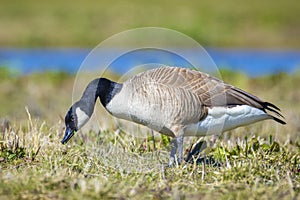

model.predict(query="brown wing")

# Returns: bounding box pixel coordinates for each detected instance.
[132,66,285,124]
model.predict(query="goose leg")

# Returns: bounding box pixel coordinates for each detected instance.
[168,138,178,167]
[176,135,184,165]
[168,135,184,166]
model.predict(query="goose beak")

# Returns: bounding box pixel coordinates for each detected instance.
[61,127,75,144]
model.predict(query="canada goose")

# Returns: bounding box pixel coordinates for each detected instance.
[61,66,285,166]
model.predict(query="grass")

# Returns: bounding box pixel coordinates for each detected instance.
[0,112,299,199]
[0,0,299,48]
[0,69,299,199]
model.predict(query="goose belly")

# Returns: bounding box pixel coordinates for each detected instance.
[184,105,270,136]
[105,85,170,132]
[106,95,174,136]
[105,82,202,136]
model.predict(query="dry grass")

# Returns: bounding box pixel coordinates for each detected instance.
[0,69,299,199]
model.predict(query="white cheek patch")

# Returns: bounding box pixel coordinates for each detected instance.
[76,107,90,129]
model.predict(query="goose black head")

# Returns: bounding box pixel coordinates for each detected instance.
[61,102,90,144]
[61,78,121,145]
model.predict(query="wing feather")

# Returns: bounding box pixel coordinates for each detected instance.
[129,66,286,124]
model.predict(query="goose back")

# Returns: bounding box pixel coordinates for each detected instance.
[129,67,284,122]
[105,66,285,137]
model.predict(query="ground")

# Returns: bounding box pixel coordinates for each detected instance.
[0,69,299,199]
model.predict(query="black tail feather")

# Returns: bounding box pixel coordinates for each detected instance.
[263,102,286,124]
[229,88,286,125]
[264,101,281,112]
[264,103,285,119]
[271,115,286,125]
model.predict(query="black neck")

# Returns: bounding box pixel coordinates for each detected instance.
[78,78,122,117]
[97,78,122,107]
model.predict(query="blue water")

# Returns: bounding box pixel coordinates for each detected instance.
[0,48,299,77]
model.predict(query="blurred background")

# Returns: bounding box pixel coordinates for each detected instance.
[0,0,299,141]
[0,0,299,47]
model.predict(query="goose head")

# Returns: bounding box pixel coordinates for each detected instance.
[61,78,122,144]
[61,102,90,144]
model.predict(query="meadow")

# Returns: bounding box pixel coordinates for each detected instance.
[0,67,299,199]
